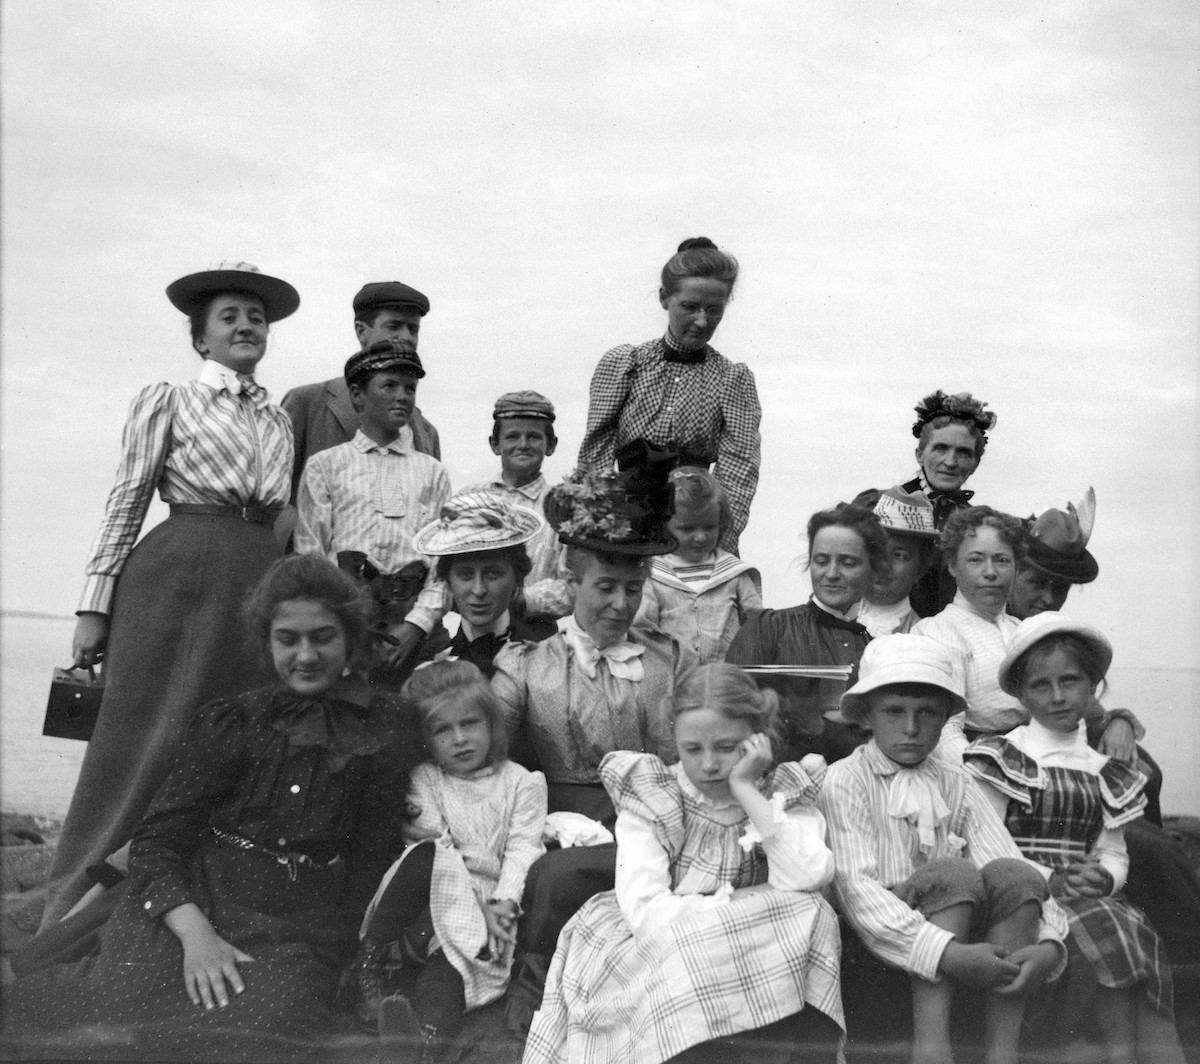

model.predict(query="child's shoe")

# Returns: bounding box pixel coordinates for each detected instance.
[352,938,391,1031]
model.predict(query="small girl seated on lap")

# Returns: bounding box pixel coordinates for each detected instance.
[818,634,1067,1064]
[636,466,762,662]
[354,660,546,1057]
[524,663,843,1064]
[964,613,1183,1064]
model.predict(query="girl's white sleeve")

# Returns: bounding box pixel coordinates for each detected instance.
[1090,825,1129,893]
[757,803,835,891]
[614,810,729,938]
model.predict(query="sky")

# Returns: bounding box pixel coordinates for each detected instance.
[2,1,1197,675]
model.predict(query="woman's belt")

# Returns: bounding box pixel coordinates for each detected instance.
[169,503,282,525]
[674,452,714,469]
[210,827,342,881]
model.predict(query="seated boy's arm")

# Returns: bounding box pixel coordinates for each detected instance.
[817,766,956,982]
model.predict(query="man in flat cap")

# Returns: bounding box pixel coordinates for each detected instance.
[282,281,441,501]
[295,339,450,683]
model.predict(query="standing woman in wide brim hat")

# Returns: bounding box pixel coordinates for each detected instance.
[576,237,761,555]
[40,262,300,931]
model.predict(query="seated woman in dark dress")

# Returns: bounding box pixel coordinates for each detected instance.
[726,502,887,763]
[8,555,412,1062]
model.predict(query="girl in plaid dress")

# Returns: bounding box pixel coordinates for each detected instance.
[523,663,843,1064]
[964,614,1183,1064]
[354,660,546,1056]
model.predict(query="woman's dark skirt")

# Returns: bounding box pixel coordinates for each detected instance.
[40,513,279,929]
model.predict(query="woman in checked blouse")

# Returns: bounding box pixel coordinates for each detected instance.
[577,237,761,554]
[41,262,300,931]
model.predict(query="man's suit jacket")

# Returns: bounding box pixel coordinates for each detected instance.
[281,377,441,501]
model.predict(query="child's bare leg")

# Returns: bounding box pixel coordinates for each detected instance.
[911,902,972,1064]
[982,899,1038,1064]
[1091,986,1136,1064]
[1134,996,1186,1064]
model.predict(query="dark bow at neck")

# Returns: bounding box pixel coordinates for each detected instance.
[661,332,708,365]
[268,676,380,772]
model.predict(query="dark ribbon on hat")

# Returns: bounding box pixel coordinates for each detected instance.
[268,679,380,772]
[661,332,707,365]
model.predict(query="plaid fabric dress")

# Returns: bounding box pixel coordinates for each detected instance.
[523,753,843,1064]
[965,736,1172,1015]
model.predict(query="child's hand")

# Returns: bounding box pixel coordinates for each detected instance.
[938,941,1020,989]
[994,942,1059,996]
[728,733,773,792]
[1061,856,1113,898]
[479,898,518,962]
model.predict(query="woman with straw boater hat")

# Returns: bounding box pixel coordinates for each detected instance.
[42,262,300,931]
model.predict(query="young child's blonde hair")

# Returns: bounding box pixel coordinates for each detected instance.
[669,466,733,537]
[401,659,509,765]
[664,663,784,756]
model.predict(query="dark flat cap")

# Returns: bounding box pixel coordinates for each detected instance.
[345,339,426,386]
[352,281,430,316]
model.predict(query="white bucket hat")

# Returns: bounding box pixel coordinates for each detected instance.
[997,611,1112,696]
[838,634,967,727]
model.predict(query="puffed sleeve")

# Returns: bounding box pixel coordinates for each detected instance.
[577,344,636,472]
[494,768,548,903]
[128,696,249,920]
[294,450,335,559]
[743,758,835,892]
[818,760,957,982]
[79,382,176,614]
[491,641,533,741]
[725,608,779,666]
[713,361,761,551]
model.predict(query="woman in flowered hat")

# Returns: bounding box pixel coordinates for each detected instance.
[491,442,697,1034]
[42,263,300,931]
[577,237,761,554]
[411,490,556,677]
[895,389,997,616]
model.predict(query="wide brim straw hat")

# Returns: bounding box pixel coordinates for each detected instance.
[871,486,941,538]
[412,490,544,556]
[838,634,967,727]
[997,611,1112,696]
[166,260,300,323]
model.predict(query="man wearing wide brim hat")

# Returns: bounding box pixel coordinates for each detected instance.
[1008,488,1098,621]
[280,279,441,503]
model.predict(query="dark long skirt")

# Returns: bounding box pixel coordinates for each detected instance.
[40,513,279,929]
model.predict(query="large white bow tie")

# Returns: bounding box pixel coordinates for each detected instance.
[558,616,645,681]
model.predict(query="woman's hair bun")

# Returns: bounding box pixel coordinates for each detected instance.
[677,236,718,252]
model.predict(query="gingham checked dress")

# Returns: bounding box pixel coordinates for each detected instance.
[523,752,843,1064]
[965,728,1172,1015]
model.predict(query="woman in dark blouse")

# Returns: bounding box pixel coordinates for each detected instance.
[726,504,887,763]
[10,555,413,1062]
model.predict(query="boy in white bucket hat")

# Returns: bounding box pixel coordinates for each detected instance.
[818,634,1068,1064]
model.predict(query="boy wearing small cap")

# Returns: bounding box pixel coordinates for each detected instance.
[282,280,441,501]
[295,339,450,680]
[818,634,1067,1064]
[467,391,564,606]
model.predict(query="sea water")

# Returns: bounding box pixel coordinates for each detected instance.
[2,610,1198,819]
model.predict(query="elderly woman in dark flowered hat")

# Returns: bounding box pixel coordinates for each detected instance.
[892,389,997,617]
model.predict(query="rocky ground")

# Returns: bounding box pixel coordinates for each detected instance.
[3,812,1198,1063]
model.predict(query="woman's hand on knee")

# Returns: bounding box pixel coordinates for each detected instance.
[164,902,254,1009]
[72,612,110,667]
